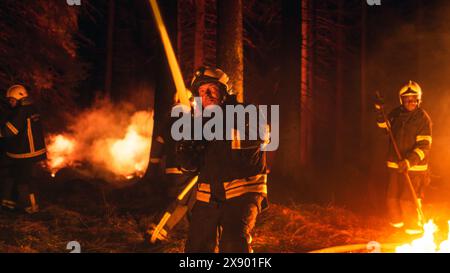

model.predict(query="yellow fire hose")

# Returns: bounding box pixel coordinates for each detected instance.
[149,0,190,107]
[148,0,198,243]
[309,243,402,253]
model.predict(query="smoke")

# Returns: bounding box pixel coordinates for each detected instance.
[46,98,153,181]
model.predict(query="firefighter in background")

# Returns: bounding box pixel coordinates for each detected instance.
[375,81,432,235]
[0,96,13,211]
[185,66,268,253]
[146,95,204,243]
[0,85,47,214]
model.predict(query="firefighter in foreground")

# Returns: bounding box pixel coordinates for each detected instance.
[184,67,268,253]
[375,81,432,235]
[0,85,47,214]
[146,107,203,243]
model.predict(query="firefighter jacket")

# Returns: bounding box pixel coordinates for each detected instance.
[0,98,47,162]
[377,106,432,172]
[149,108,204,176]
[195,103,269,208]
[0,98,11,153]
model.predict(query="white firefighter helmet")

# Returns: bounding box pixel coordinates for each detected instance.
[6,84,28,100]
[399,80,422,104]
[190,66,233,96]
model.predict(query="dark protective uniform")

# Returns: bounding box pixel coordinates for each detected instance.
[0,97,47,212]
[0,98,14,210]
[185,102,269,253]
[377,106,432,227]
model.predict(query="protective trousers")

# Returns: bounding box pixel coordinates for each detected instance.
[185,192,263,253]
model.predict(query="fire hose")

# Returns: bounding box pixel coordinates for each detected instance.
[147,0,199,243]
[375,91,425,227]
[308,242,402,253]
[148,0,190,107]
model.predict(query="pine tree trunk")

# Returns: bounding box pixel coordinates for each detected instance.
[300,0,313,167]
[105,0,115,97]
[194,0,206,69]
[270,0,302,200]
[217,0,243,102]
[416,0,423,79]
[334,0,344,166]
[360,0,367,156]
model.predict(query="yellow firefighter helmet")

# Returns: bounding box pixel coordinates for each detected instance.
[190,66,233,96]
[399,80,422,104]
[6,84,29,100]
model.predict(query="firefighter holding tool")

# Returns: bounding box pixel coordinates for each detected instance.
[184,66,269,253]
[146,98,204,244]
[0,85,47,214]
[375,81,432,235]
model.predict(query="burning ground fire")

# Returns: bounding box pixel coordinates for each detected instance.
[45,101,153,181]
[47,134,76,177]
[395,220,450,253]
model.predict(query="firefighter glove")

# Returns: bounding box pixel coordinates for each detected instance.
[397,160,410,173]
[374,95,385,111]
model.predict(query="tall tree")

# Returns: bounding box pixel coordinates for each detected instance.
[194,0,206,69]
[270,0,302,200]
[104,0,115,97]
[177,0,194,81]
[0,1,87,112]
[300,0,313,167]
[217,0,244,102]
[177,0,216,83]
[360,1,367,154]
[334,0,344,167]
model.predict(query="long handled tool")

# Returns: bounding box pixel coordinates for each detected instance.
[147,0,199,243]
[148,0,190,107]
[149,175,198,243]
[375,91,425,226]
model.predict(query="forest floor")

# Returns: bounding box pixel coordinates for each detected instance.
[1,169,449,253]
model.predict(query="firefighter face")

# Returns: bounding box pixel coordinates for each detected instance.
[198,82,222,107]
[7,97,18,108]
[401,95,419,112]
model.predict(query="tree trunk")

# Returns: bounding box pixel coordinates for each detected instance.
[300,0,313,167]
[217,0,243,102]
[360,0,367,154]
[270,0,302,201]
[416,0,423,80]
[105,0,115,97]
[334,0,344,166]
[194,0,206,69]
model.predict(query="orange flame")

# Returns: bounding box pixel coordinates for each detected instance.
[46,134,76,176]
[395,220,450,253]
[101,111,152,179]
[45,110,153,180]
